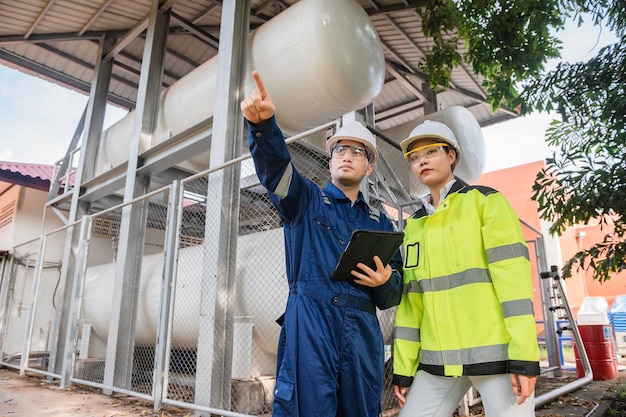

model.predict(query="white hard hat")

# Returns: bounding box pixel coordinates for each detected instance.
[326,121,378,163]
[400,120,460,162]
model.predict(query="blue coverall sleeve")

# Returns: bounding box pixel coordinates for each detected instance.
[247,117,309,224]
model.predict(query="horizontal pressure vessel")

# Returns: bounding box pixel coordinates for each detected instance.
[81,228,289,353]
[101,0,385,172]
[81,226,394,355]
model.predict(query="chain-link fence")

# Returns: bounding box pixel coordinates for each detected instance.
[71,186,171,400]
[0,119,556,416]
[0,121,428,416]
[0,238,46,370]
[20,224,75,378]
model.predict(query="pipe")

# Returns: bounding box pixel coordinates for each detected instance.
[535,267,593,408]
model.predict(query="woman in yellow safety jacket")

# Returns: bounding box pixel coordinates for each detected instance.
[392,120,540,417]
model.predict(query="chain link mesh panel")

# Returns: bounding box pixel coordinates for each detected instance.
[0,239,41,369]
[371,134,416,414]
[72,188,171,399]
[0,125,423,416]
[0,118,556,416]
[21,226,69,376]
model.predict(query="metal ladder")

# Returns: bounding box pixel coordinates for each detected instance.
[535,265,593,408]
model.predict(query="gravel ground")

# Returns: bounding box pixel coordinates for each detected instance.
[528,371,622,417]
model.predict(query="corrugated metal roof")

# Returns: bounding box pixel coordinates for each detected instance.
[0,161,55,182]
[0,0,517,131]
[0,161,54,192]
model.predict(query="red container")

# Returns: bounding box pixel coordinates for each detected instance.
[573,324,618,380]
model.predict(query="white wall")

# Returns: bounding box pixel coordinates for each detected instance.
[0,184,19,250]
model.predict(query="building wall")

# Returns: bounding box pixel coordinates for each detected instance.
[16,187,66,252]
[0,184,20,251]
[0,185,68,254]
[558,220,626,313]
[1,186,66,356]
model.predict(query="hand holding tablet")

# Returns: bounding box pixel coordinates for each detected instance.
[331,230,404,281]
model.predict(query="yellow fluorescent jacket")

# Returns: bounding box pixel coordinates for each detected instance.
[393,181,540,385]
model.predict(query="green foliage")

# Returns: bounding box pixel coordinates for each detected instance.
[415,0,625,109]
[520,33,625,281]
[416,0,563,109]
[416,0,625,282]
[606,382,626,416]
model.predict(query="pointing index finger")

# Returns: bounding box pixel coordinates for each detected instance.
[252,71,268,97]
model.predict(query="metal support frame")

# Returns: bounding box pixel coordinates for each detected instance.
[48,106,87,203]
[0,253,12,362]
[51,33,114,383]
[519,218,562,377]
[103,0,170,393]
[362,104,376,201]
[537,237,562,376]
[152,181,180,410]
[60,218,92,387]
[19,238,45,375]
[195,0,250,411]
[421,81,438,114]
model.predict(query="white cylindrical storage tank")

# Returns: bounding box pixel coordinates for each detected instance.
[100,0,385,171]
[82,256,161,346]
[243,0,385,133]
[81,229,290,352]
[100,111,136,174]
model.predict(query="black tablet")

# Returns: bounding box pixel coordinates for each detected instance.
[330,229,404,281]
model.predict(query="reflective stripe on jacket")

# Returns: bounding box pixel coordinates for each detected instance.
[393,179,540,387]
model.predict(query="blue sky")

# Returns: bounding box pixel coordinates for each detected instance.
[0,18,617,173]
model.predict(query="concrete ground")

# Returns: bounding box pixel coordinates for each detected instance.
[0,368,191,417]
[533,370,624,417]
[1,364,625,417]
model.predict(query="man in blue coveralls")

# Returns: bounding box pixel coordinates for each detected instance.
[240,71,403,417]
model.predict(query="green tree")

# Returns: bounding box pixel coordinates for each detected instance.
[521,37,625,282]
[416,1,625,281]
[417,0,564,109]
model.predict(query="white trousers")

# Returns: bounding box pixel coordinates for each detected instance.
[398,371,535,417]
